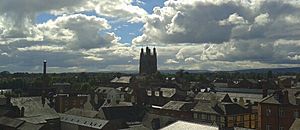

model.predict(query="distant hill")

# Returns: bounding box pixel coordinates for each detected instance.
[116,67,300,74]
[234,67,300,73]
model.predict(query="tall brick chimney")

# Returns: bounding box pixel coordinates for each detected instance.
[43,60,47,75]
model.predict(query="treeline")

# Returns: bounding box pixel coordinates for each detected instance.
[0,71,120,90]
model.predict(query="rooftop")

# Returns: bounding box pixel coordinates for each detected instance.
[161,101,191,111]
[290,118,300,130]
[160,120,218,130]
[64,108,100,118]
[10,97,59,124]
[110,76,132,84]
[60,113,109,129]
[0,116,24,128]
[17,122,44,130]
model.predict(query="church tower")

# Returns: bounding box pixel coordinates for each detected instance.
[139,47,157,75]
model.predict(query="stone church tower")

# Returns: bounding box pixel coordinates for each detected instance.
[139,47,157,75]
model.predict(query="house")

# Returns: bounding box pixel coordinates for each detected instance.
[146,88,186,106]
[192,94,257,129]
[150,101,194,120]
[195,92,264,106]
[278,76,297,88]
[0,116,46,130]
[10,97,60,130]
[99,102,144,122]
[110,76,133,88]
[0,89,13,95]
[141,112,176,130]
[116,87,135,102]
[54,94,89,113]
[257,89,300,130]
[94,87,125,105]
[160,120,218,130]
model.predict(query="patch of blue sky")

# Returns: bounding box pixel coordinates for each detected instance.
[136,0,165,13]
[109,22,144,44]
[35,12,58,24]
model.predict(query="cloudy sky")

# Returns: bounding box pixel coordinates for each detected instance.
[0,0,300,73]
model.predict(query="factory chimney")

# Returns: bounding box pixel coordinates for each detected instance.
[43,60,47,75]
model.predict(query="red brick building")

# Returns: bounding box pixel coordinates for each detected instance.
[258,89,300,130]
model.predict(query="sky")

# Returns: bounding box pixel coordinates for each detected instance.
[0,0,300,73]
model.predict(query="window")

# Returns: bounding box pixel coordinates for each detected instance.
[244,114,250,121]
[201,114,207,120]
[237,115,243,122]
[266,124,271,130]
[279,126,284,130]
[207,114,211,121]
[294,111,299,118]
[228,116,234,122]
[279,109,285,117]
[193,113,198,119]
[221,117,225,122]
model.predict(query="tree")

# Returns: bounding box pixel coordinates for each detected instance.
[267,70,273,79]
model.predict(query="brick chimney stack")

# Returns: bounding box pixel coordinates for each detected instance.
[43,60,47,75]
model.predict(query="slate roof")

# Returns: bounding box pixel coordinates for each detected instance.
[160,120,218,130]
[94,87,115,93]
[18,115,59,124]
[64,108,99,118]
[110,76,132,84]
[260,89,300,105]
[101,101,133,108]
[0,116,24,128]
[10,97,59,124]
[17,122,44,130]
[60,113,109,129]
[216,92,263,103]
[191,101,219,114]
[214,88,273,94]
[290,118,300,130]
[161,101,190,111]
[192,94,248,115]
[194,93,221,101]
[161,88,176,98]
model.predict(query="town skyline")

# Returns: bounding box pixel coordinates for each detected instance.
[0,0,300,72]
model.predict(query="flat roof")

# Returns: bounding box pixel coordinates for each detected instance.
[160,121,218,130]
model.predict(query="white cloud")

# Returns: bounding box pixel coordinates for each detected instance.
[254,13,271,25]
[0,0,300,72]
[165,59,179,64]
[17,45,64,52]
[219,13,248,26]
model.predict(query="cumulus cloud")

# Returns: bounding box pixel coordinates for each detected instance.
[219,13,248,26]
[1,0,300,72]
[0,0,146,72]
[131,0,300,70]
